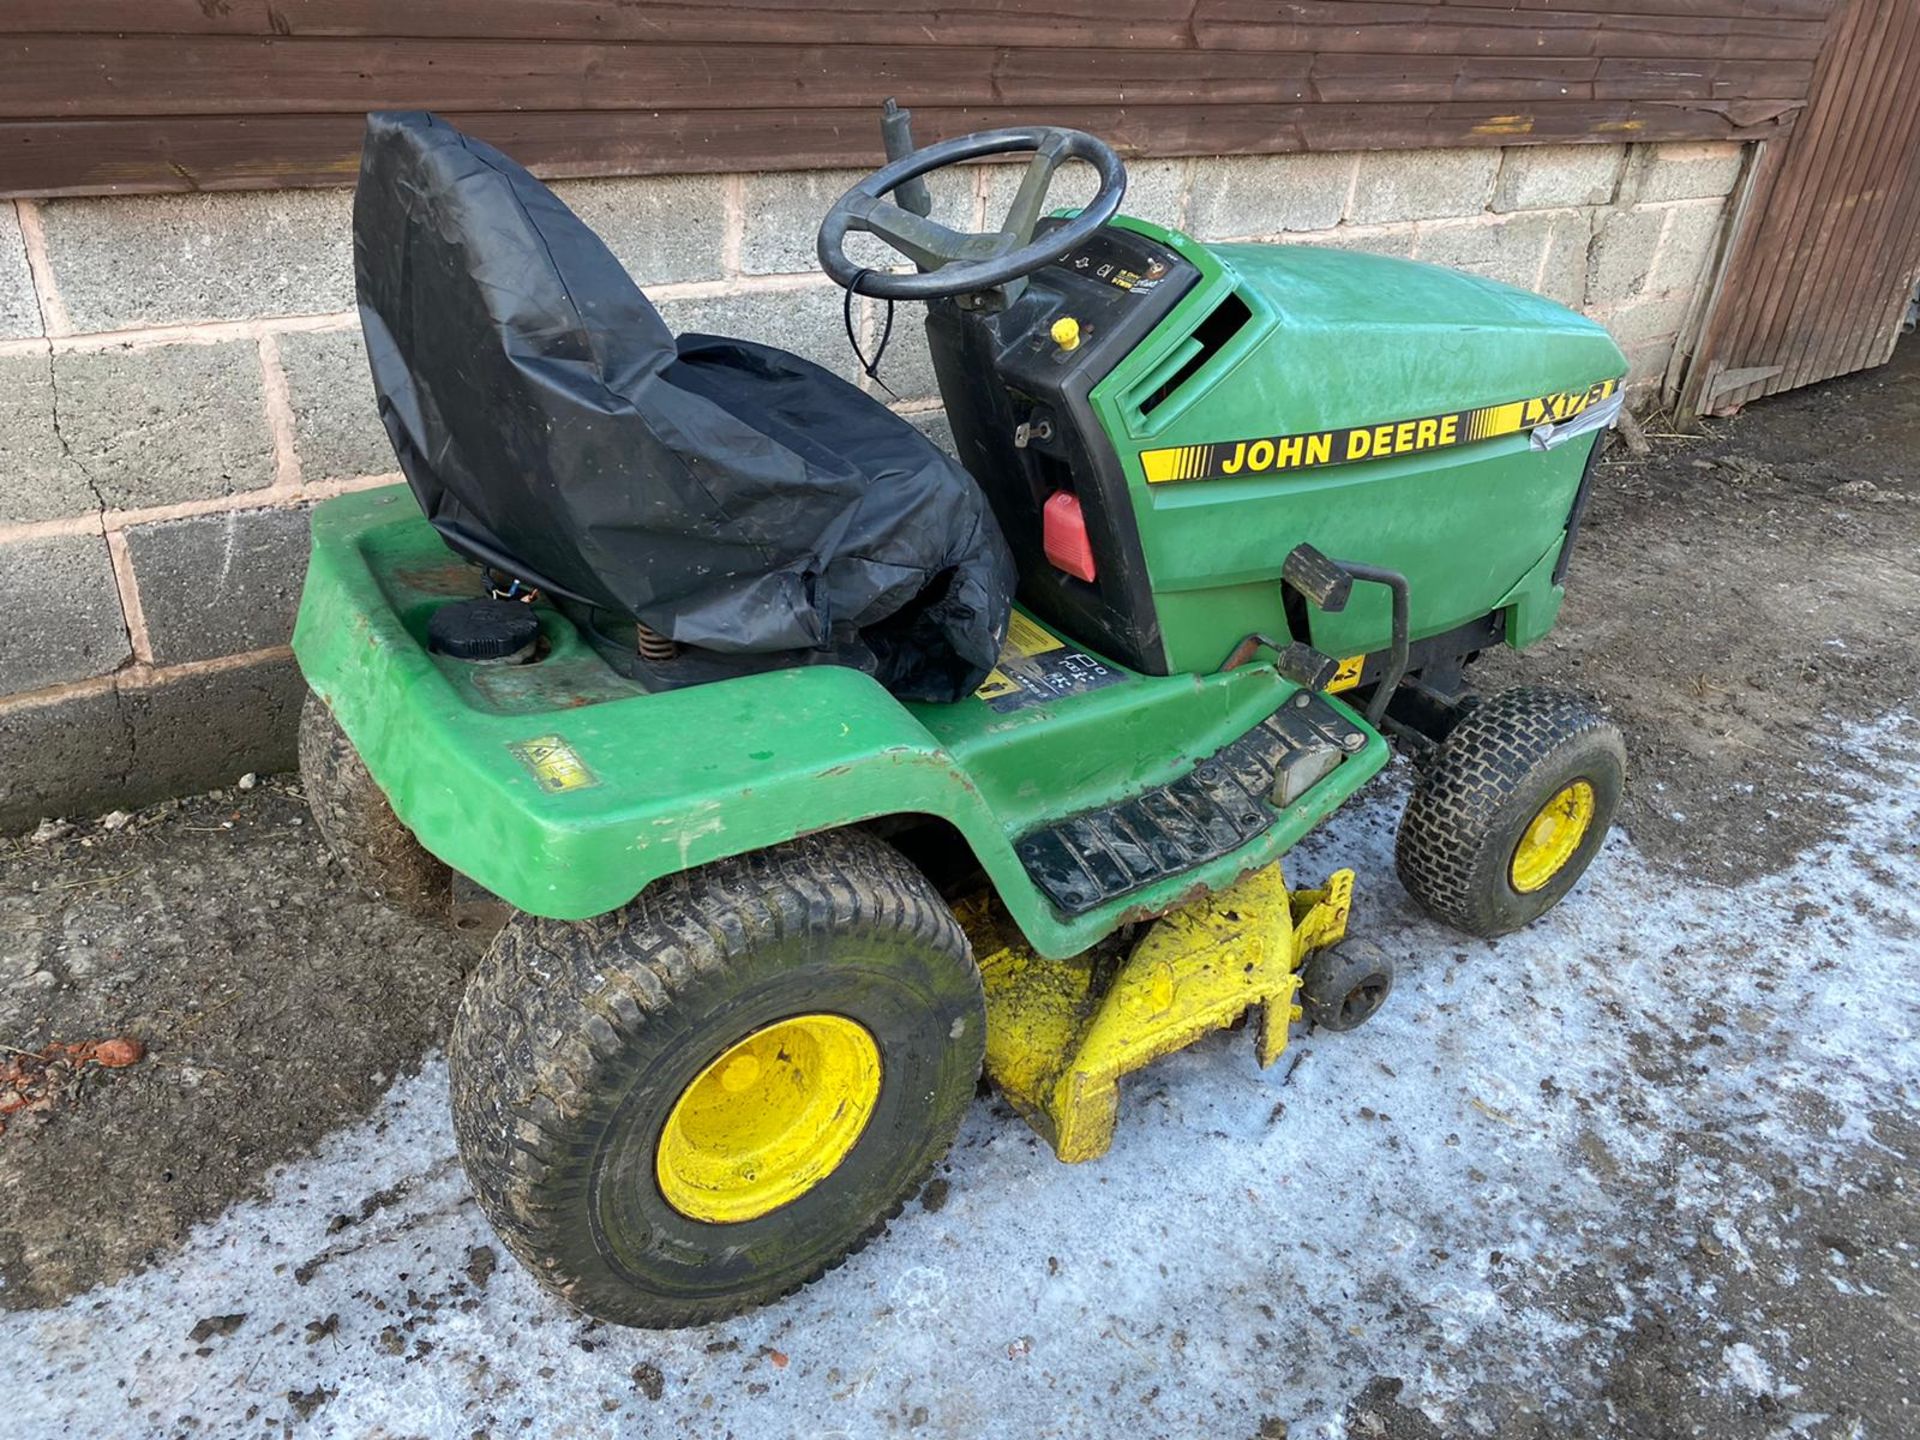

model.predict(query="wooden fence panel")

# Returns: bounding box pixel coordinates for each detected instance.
[0,0,1843,198]
[1682,0,1920,411]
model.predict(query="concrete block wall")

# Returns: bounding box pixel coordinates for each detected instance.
[0,140,1744,830]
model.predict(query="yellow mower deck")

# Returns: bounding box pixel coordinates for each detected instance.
[963,863,1355,1161]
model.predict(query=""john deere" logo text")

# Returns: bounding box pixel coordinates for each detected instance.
[1140,378,1618,484]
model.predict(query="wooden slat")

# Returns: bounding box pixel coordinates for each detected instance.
[0,0,1197,45]
[1194,2,1834,60]
[0,0,1837,54]
[0,100,1805,200]
[1593,58,1814,100]
[0,36,1833,121]
[1683,0,1920,412]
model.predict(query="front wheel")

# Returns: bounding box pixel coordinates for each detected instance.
[1395,687,1625,937]
[449,830,984,1328]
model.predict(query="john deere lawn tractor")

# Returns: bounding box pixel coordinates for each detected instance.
[294,106,1628,1327]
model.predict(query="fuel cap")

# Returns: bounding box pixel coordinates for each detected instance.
[428,599,540,663]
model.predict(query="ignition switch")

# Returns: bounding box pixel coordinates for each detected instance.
[1013,415,1054,449]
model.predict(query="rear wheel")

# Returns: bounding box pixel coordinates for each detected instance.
[1395,687,1625,937]
[449,829,984,1328]
[297,693,450,921]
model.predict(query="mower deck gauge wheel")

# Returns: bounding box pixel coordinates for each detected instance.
[1300,939,1395,1032]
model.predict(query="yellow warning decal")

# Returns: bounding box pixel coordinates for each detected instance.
[1140,378,1619,484]
[973,611,1127,712]
[1004,610,1065,658]
[974,611,1066,701]
[973,669,1023,703]
[1327,655,1366,694]
[507,735,598,793]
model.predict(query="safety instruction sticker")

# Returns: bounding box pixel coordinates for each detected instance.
[973,611,1128,713]
[1327,654,1366,694]
[508,734,599,793]
[1139,378,1619,484]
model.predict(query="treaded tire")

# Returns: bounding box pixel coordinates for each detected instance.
[297,692,450,921]
[449,829,984,1328]
[1395,687,1625,938]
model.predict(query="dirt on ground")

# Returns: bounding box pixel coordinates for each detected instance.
[0,782,474,1310]
[0,337,1916,1435]
[1479,334,1920,884]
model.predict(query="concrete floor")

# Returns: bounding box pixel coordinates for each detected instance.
[5,721,1917,1438]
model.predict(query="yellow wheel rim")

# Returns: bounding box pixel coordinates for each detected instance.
[1509,780,1596,894]
[655,1014,882,1225]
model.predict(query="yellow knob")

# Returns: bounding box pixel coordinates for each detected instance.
[1050,316,1081,351]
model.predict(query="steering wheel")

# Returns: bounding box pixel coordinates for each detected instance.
[817,126,1128,301]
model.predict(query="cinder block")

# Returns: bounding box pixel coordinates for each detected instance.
[1622,142,1746,205]
[0,532,128,695]
[0,353,97,524]
[553,174,731,288]
[1491,145,1623,213]
[51,341,274,509]
[1415,213,1555,291]
[0,205,41,340]
[122,652,306,798]
[1623,339,1676,396]
[1585,208,1666,305]
[37,190,354,333]
[656,285,860,384]
[122,505,312,665]
[987,157,1189,234]
[1649,200,1727,295]
[1536,213,1595,308]
[741,168,974,278]
[0,651,305,832]
[1283,225,1416,259]
[1603,293,1695,348]
[278,328,392,482]
[1188,153,1350,239]
[1349,148,1501,226]
[0,684,128,830]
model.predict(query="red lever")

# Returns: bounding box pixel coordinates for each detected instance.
[1043,491,1097,583]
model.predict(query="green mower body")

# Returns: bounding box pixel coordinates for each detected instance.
[293,214,1624,959]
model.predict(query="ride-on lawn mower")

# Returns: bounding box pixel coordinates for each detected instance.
[294,105,1628,1327]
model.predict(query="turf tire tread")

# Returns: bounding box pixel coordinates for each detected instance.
[449,828,978,1326]
[1395,686,1625,937]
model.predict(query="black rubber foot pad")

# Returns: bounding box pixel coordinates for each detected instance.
[1014,693,1367,917]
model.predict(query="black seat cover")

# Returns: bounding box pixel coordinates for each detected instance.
[353,111,1014,702]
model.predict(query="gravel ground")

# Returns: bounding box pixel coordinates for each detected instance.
[3,341,1917,1438]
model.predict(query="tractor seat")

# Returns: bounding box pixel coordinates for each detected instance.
[352,110,1014,703]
